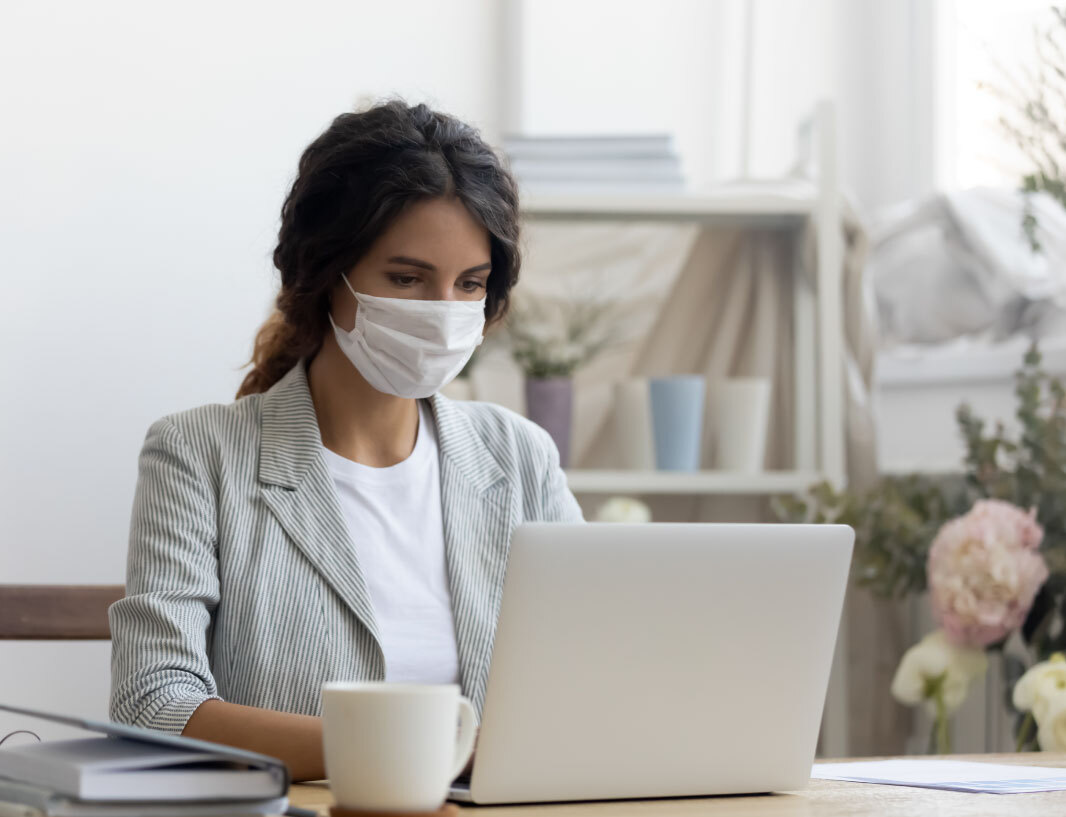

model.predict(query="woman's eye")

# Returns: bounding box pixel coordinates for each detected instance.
[389,274,419,286]
[461,280,486,292]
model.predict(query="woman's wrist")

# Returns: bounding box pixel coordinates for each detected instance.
[183,699,326,782]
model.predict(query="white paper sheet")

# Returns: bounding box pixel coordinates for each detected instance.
[812,759,1066,794]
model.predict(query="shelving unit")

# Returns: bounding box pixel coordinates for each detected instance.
[518,101,849,757]
[521,102,845,500]
[564,469,824,496]
[523,180,817,224]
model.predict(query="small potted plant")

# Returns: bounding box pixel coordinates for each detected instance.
[505,298,613,467]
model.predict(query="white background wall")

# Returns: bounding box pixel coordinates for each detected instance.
[1,0,503,586]
[0,0,504,739]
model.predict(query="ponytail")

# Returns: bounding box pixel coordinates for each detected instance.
[235,307,320,398]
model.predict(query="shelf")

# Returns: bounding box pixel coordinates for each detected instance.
[564,469,824,495]
[520,179,817,224]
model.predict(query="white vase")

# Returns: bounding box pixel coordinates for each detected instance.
[710,378,772,472]
[612,378,656,470]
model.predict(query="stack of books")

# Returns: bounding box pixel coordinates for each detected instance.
[502,134,686,194]
[0,705,288,817]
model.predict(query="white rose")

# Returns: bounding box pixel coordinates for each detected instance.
[595,497,652,524]
[1013,653,1066,750]
[891,629,988,715]
[1036,691,1066,752]
[1013,653,1066,718]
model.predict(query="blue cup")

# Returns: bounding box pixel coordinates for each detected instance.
[649,375,706,471]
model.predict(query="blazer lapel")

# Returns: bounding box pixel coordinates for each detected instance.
[257,361,383,657]
[430,394,517,716]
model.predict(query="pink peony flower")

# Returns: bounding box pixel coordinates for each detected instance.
[927,499,1048,648]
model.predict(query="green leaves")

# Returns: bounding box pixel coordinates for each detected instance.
[777,342,1066,654]
[774,474,969,599]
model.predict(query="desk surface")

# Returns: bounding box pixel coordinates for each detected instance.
[288,754,1066,816]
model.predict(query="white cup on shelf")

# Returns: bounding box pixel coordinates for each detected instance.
[710,378,772,472]
[611,378,656,470]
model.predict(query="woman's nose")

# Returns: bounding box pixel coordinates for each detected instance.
[429,281,455,301]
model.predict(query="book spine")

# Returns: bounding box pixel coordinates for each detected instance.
[510,159,682,179]
[503,139,676,159]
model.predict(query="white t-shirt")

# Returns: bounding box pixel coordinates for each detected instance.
[321,401,460,684]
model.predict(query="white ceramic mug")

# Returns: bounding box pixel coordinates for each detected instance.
[321,682,477,812]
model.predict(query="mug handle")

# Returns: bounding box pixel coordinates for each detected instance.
[450,696,477,780]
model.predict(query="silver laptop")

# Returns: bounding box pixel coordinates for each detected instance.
[449,522,853,805]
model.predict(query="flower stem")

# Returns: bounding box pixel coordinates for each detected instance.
[1016,712,1035,752]
[933,683,951,754]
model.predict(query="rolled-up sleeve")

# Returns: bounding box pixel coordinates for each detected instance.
[109,417,223,734]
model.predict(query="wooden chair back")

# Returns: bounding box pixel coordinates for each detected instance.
[0,585,125,640]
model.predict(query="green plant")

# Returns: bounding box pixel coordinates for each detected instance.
[774,474,970,599]
[776,344,1066,652]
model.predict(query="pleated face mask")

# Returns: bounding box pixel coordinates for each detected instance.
[329,274,486,399]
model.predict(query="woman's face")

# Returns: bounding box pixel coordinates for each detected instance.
[331,196,492,331]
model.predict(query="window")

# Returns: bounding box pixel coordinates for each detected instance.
[938,0,1059,190]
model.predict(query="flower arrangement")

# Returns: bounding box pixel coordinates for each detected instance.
[775,344,1066,751]
[504,298,615,379]
[501,287,626,467]
[890,499,1048,751]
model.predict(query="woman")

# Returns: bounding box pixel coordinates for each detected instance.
[108,100,583,781]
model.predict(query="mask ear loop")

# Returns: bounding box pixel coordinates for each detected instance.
[339,273,360,301]
[331,274,360,332]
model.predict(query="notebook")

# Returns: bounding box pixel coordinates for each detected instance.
[0,703,288,806]
[0,775,288,817]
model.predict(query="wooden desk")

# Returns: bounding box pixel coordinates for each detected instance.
[288,754,1066,816]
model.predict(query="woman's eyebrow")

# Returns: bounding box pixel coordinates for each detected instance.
[387,255,491,274]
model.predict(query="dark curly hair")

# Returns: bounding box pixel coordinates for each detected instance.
[236,98,522,398]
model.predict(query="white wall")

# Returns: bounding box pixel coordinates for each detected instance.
[0,0,503,736]
[519,0,834,186]
[518,0,937,214]
[518,0,729,186]
[1,0,503,585]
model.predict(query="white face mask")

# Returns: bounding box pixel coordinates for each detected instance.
[329,275,486,399]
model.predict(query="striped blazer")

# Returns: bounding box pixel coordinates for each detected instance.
[108,360,583,735]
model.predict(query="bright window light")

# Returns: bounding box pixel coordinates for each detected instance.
[940,0,1058,190]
